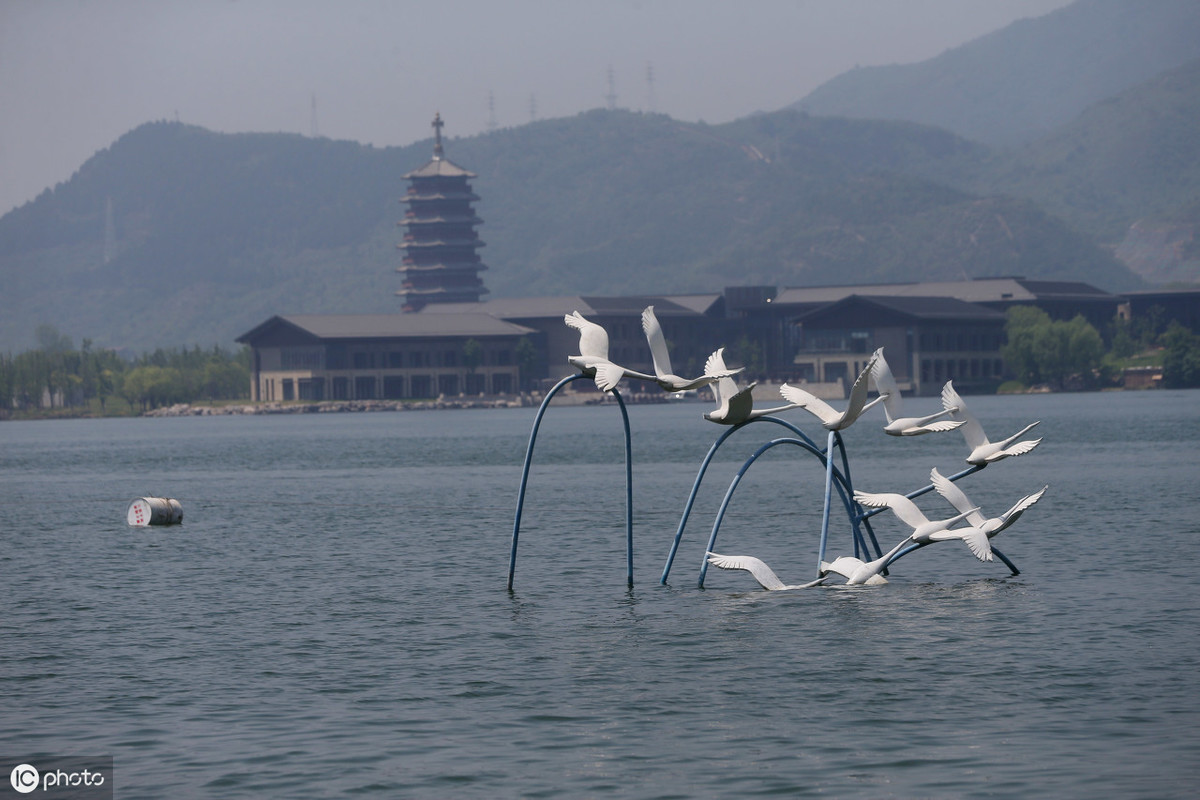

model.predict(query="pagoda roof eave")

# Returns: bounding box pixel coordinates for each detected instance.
[403,158,476,179]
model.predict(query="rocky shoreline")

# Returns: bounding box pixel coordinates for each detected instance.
[142,391,676,417]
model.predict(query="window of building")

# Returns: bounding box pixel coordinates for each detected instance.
[410,375,432,398]
[354,376,377,399]
[298,378,324,401]
[388,352,404,368]
[491,373,513,394]
[438,374,459,396]
[282,379,294,401]
[383,376,405,399]
[465,374,486,395]
[281,349,323,370]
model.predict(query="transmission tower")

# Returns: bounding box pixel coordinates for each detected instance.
[487,91,498,132]
[310,92,319,137]
[103,197,116,264]
[605,65,617,110]
[646,61,657,113]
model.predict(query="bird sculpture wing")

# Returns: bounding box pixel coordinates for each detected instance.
[993,485,1048,532]
[821,556,889,585]
[994,438,1042,460]
[564,311,609,359]
[705,348,739,407]
[853,490,930,530]
[641,305,674,378]
[958,527,994,562]
[820,556,862,580]
[923,525,992,561]
[942,381,987,449]
[843,351,882,419]
[706,552,789,591]
[930,468,987,528]
[779,383,840,425]
[726,384,757,423]
[920,419,967,433]
[870,348,903,423]
[592,361,627,393]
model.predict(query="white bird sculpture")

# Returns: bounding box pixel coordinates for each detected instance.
[870,349,964,436]
[779,351,888,431]
[941,381,1042,465]
[705,552,827,590]
[564,311,656,392]
[818,535,922,585]
[641,306,741,392]
[929,467,1048,561]
[853,489,986,557]
[702,348,800,425]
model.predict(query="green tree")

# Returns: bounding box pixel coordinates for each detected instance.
[1003,307,1104,390]
[462,338,483,374]
[1161,322,1200,388]
[515,337,538,392]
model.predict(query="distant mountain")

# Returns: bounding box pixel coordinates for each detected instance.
[795,0,1200,147]
[956,57,1200,239]
[0,111,1139,353]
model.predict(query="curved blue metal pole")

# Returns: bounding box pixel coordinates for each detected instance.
[507,375,635,590]
[508,374,582,590]
[697,437,828,587]
[613,388,634,587]
[826,431,883,562]
[816,430,837,576]
[660,425,741,584]
[660,415,825,585]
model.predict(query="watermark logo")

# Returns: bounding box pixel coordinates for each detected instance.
[10,764,39,794]
[4,758,111,797]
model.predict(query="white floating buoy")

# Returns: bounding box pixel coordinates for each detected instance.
[127,497,183,526]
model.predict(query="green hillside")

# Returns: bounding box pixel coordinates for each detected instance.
[0,110,1139,353]
[956,57,1200,243]
[795,0,1200,147]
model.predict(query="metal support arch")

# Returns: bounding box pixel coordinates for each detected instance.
[660,415,826,585]
[508,374,635,590]
[694,436,874,588]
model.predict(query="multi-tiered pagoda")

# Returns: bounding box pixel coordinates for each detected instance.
[398,114,488,311]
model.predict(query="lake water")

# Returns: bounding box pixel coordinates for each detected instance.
[2,390,1199,798]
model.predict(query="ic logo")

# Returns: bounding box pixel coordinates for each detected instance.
[9,763,39,794]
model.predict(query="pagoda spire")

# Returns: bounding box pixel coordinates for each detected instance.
[432,112,445,160]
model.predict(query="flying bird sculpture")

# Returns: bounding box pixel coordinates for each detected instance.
[641,306,741,392]
[870,348,964,436]
[929,467,1047,561]
[780,351,888,431]
[853,489,985,558]
[564,311,656,392]
[818,536,916,586]
[702,348,801,425]
[941,381,1042,465]
[705,552,827,590]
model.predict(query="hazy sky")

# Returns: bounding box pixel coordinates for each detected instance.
[1,0,1073,215]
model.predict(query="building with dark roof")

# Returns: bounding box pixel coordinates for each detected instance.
[235,313,537,401]
[420,293,729,386]
[235,276,1138,401]
[1119,287,1200,335]
[398,114,488,311]
[791,295,1008,396]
